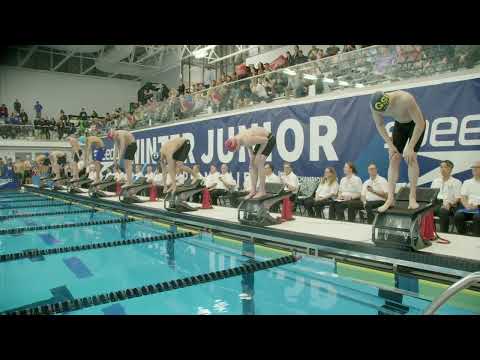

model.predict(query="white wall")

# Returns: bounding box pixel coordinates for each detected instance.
[0,66,140,119]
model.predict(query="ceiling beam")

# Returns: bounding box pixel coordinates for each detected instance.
[208,46,258,64]
[18,46,39,67]
[80,63,96,75]
[135,46,165,64]
[52,52,75,71]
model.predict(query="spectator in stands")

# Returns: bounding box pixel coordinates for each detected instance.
[317,49,325,59]
[454,160,480,236]
[34,101,43,119]
[293,45,301,59]
[332,162,363,222]
[287,71,307,98]
[91,110,98,119]
[79,107,88,121]
[20,110,28,125]
[308,46,319,61]
[55,111,64,140]
[326,45,340,57]
[14,99,21,114]
[295,50,308,64]
[359,163,388,224]
[178,83,185,96]
[431,160,462,233]
[343,45,357,53]
[0,104,8,122]
[304,167,339,218]
[251,78,273,103]
[286,51,295,67]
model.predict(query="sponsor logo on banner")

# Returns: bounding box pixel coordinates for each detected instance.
[102,77,480,188]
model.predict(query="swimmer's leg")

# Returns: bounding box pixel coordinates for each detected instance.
[407,153,420,210]
[378,151,401,213]
[253,154,267,199]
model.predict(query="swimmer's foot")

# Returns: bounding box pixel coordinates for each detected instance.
[245,192,257,200]
[253,191,267,199]
[377,198,395,213]
[408,198,419,210]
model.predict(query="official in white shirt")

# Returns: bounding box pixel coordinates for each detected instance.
[333,162,363,222]
[133,164,144,181]
[265,163,281,184]
[431,160,462,232]
[304,167,339,218]
[359,163,388,224]
[454,160,480,235]
[145,165,155,184]
[87,164,97,182]
[280,162,299,193]
[190,164,204,203]
[113,166,126,182]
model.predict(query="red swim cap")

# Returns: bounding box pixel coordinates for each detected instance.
[106,129,115,140]
[224,138,237,152]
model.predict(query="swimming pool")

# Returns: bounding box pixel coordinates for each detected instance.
[1,190,478,315]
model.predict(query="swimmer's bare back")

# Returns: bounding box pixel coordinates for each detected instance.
[237,127,270,146]
[115,130,135,145]
[375,90,420,124]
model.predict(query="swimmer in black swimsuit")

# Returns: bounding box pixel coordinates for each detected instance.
[159,137,193,193]
[225,127,276,199]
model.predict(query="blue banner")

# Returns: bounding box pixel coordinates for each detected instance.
[102,77,480,188]
[0,167,20,190]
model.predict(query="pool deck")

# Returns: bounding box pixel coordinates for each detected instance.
[61,189,480,264]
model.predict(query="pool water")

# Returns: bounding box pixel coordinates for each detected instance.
[0,190,478,315]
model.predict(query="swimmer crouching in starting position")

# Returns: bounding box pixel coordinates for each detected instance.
[225,127,276,199]
[370,90,426,212]
[159,137,194,194]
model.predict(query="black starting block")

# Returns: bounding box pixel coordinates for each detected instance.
[119,177,151,204]
[67,176,94,193]
[88,174,123,198]
[164,184,204,212]
[238,190,292,227]
[372,187,439,251]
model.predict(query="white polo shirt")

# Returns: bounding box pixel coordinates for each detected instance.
[216,172,236,191]
[145,172,155,183]
[266,173,281,184]
[315,181,339,199]
[461,178,480,206]
[205,171,220,189]
[281,172,299,194]
[114,172,126,182]
[362,175,388,202]
[339,175,363,198]
[431,176,462,203]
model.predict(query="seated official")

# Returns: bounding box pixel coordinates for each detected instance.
[454,161,480,236]
[304,167,339,218]
[190,164,204,202]
[206,164,236,205]
[431,160,462,233]
[265,163,281,184]
[145,165,155,183]
[134,164,144,180]
[280,162,299,194]
[357,163,388,224]
[87,164,97,182]
[113,166,127,183]
[332,162,363,222]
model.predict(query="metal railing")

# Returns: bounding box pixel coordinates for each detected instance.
[125,45,479,132]
[423,271,480,315]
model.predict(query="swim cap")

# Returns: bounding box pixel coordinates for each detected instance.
[370,91,390,112]
[78,136,86,145]
[224,138,237,152]
[151,152,160,162]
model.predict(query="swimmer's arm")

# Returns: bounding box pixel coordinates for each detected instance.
[371,110,394,147]
[406,100,426,150]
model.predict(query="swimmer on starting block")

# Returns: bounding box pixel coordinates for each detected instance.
[159,137,193,194]
[225,127,276,199]
[370,90,426,212]
[48,151,68,180]
[67,135,84,181]
[81,135,106,183]
[108,129,137,186]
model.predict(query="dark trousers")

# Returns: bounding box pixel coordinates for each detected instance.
[333,199,363,222]
[304,198,334,219]
[433,200,457,233]
[210,189,228,205]
[454,210,480,236]
[364,200,384,224]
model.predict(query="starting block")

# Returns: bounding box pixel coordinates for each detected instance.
[372,187,439,251]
